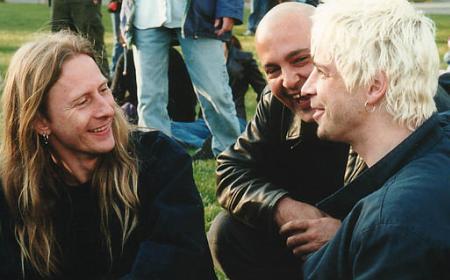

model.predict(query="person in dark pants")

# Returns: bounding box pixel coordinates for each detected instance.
[122,0,243,156]
[209,3,348,279]
[208,2,450,279]
[0,32,216,279]
[51,0,109,78]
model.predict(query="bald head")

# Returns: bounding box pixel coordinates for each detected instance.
[255,2,315,44]
[255,2,317,122]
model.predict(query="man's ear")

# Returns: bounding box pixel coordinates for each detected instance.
[366,71,388,105]
[33,113,51,136]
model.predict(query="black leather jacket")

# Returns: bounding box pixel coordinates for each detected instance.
[216,88,349,234]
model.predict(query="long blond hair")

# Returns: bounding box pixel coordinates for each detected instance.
[0,31,139,277]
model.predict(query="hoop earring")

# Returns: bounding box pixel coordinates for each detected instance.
[41,133,49,145]
[364,101,376,113]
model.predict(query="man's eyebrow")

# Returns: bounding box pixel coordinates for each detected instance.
[286,48,310,60]
[313,61,329,71]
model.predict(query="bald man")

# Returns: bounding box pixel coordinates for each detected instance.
[208,3,349,279]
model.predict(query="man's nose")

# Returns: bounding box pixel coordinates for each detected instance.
[93,94,115,118]
[282,70,300,90]
[301,69,317,97]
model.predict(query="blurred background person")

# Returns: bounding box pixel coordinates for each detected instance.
[121,0,244,157]
[172,35,267,159]
[51,0,109,78]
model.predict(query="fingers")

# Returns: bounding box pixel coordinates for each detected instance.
[279,218,342,258]
[214,19,221,29]
[286,230,323,257]
[279,219,309,236]
[221,18,234,32]
[279,220,319,257]
[291,241,323,257]
[215,17,235,37]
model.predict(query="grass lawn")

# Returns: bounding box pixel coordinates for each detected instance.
[0,3,449,279]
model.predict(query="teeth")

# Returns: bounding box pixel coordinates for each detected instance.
[292,94,301,99]
[92,126,106,133]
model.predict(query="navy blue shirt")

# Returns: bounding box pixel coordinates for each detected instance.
[305,112,450,279]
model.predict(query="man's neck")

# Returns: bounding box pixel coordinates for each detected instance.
[351,114,413,167]
[51,153,98,185]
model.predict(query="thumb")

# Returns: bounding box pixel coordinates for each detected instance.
[214,19,221,28]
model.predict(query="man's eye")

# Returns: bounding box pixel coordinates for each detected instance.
[293,56,310,65]
[265,68,280,77]
[317,68,329,79]
[76,98,88,106]
[100,87,111,95]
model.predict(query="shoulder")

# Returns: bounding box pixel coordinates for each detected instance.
[355,155,450,242]
[132,129,191,169]
[259,87,282,109]
[131,129,196,200]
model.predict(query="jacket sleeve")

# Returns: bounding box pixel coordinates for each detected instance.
[216,0,244,24]
[124,132,216,279]
[216,90,289,232]
[304,209,450,279]
[348,226,450,279]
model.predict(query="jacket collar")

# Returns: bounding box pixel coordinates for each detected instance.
[317,113,446,220]
[286,112,302,140]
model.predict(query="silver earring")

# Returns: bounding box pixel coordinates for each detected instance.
[364,101,376,113]
[42,133,49,145]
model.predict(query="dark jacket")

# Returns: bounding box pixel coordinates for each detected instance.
[304,112,450,279]
[216,89,349,234]
[227,46,267,120]
[184,0,244,41]
[438,72,450,96]
[0,131,216,279]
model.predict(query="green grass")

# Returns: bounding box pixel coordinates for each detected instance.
[0,3,449,279]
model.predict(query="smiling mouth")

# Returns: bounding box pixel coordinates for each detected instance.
[89,124,110,133]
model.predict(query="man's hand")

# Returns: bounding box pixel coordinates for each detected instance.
[214,17,235,37]
[274,197,324,228]
[279,217,341,258]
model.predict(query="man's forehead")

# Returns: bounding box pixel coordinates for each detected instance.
[258,36,310,63]
[312,50,331,67]
[52,56,107,97]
